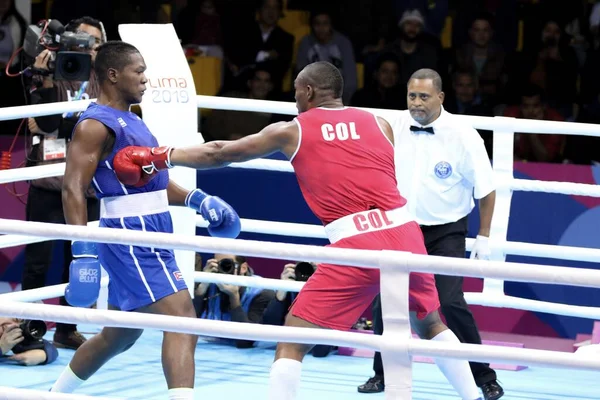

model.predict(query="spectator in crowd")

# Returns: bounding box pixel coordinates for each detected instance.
[590,1,600,51]
[286,0,395,65]
[503,84,566,163]
[193,254,275,349]
[222,0,293,94]
[452,12,506,105]
[350,52,406,110]
[262,262,334,358]
[295,9,357,104]
[380,9,443,88]
[175,0,224,59]
[0,318,58,366]
[202,64,275,141]
[505,18,579,119]
[21,16,105,350]
[444,69,495,158]
[451,0,519,53]
[564,32,600,165]
[392,0,449,38]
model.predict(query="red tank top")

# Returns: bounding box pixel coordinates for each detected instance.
[291,107,406,225]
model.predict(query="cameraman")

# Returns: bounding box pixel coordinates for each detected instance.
[0,318,58,366]
[194,254,275,349]
[262,262,334,357]
[21,16,105,350]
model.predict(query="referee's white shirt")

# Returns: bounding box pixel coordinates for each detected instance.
[390,106,495,226]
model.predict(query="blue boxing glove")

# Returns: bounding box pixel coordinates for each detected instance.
[185,189,241,238]
[65,241,101,308]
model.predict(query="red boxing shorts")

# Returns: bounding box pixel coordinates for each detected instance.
[290,206,440,331]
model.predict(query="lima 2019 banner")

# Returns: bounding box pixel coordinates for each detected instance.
[1,139,599,340]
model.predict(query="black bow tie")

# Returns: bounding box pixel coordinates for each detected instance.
[410,125,435,134]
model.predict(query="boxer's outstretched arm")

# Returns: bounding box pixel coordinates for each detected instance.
[171,121,298,169]
[62,119,109,226]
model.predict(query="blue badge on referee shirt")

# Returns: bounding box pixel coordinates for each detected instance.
[434,161,452,179]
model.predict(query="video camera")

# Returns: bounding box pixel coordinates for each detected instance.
[23,19,94,81]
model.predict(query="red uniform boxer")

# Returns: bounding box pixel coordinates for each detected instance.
[286,105,439,331]
[114,61,482,400]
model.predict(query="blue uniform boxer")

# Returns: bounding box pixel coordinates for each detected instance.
[72,103,186,310]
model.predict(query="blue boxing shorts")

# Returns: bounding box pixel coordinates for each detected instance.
[97,190,188,311]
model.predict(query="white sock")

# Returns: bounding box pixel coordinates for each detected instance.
[432,329,481,400]
[268,358,302,400]
[168,388,194,400]
[50,365,85,393]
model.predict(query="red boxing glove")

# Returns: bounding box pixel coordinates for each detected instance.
[113,146,173,187]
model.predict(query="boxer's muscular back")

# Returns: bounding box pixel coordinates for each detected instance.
[291,107,406,225]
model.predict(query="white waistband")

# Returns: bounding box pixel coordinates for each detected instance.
[101,190,169,219]
[324,207,415,244]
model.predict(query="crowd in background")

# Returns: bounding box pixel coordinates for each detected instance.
[0,0,599,164]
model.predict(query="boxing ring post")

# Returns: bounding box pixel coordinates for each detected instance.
[379,251,412,398]
[485,117,516,295]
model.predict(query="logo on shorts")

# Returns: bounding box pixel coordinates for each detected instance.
[173,271,184,281]
[434,161,452,179]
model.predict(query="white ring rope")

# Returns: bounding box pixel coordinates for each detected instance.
[1,301,600,373]
[0,99,92,120]
[2,301,381,351]
[504,177,600,197]
[3,160,600,199]
[0,219,599,290]
[3,217,600,267]
[1,96,600,137]
[0,162,65,184]
[4,271,600,321]
[194,216,600,263]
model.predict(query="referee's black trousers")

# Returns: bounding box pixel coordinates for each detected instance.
[370,216,497,387]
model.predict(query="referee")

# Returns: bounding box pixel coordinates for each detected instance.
[357,69,504,400]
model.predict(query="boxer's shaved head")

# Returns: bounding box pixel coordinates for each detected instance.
[297,61,343,99]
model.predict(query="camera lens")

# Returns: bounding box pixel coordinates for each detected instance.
[20,319,47,340]
[218,258,236,274]
[62,58,80,75]
[294,262,314,282]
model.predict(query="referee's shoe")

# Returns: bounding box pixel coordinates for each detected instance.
[357,376,504,400]
[481,380,504,400]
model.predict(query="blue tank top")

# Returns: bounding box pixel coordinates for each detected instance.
[75,102,168,199]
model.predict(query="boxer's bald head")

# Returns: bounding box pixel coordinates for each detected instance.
[294,61,344,113]
[297,62,343,99]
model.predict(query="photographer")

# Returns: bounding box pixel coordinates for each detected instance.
[193,254,274,349]
[21,16,105,350]
[262,262,334,357]
[0,318,58,366]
